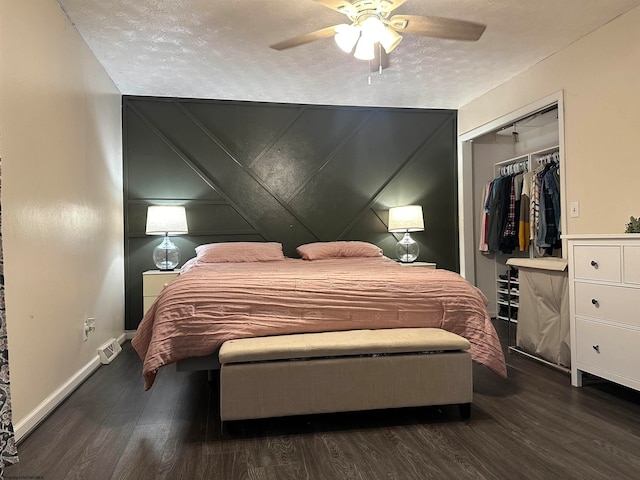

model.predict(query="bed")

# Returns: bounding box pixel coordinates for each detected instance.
[132,241,506,390]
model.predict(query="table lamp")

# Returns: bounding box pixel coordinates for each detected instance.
[388,205,424,263]
[145,205,188,270]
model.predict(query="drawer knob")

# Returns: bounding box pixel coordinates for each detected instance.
[590,260,599,268]
[591,298,599,307]
[592,345,600,353]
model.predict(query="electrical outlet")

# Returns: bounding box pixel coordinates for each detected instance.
[84,317,96,341]
[570,201,580,218]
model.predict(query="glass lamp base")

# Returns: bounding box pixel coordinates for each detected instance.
[153,235,180,270]
[395,232,419,263]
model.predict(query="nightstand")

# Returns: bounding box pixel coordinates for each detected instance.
[143,270,180,314]
[398,261,437,269]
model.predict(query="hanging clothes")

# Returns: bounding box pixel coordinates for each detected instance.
[530,160,561,255]
[478,181,492,253]
[530,163,544,251]
[481,172,523,255]
[479,151,560,257]
[500,175,520,254]
[519,170,534,252]
[486,175,512,253]
[536,163,561,254]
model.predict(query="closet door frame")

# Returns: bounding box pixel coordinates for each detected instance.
[457,91,567,285]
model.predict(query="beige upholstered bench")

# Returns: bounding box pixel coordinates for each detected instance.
[219,327,473,422]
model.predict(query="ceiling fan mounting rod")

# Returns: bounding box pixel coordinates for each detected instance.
[354,12,390,27]
[339,0,394,23]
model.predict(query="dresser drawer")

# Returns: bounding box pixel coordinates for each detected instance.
[573,245,621,282]
[575,282,640,328]
[623,246,640,285]
[575,318,640,382]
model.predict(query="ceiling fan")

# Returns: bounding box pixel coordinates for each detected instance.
[269,0,486,62]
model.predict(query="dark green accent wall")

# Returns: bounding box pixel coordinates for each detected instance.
[123,96,459,330]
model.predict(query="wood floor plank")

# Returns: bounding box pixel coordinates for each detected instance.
[7,325,640,480]
[108,422,174,480]
[10,406,105,478]
[63,413,139,480]
[293,433,362,480]
[246,463,308,480]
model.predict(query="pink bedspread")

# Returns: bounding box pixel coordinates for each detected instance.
[132,257,506,389]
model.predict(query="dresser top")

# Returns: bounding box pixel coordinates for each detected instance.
[563,234,640,240]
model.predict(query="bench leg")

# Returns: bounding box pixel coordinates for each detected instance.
[459,403,471,419]
[220,419,230,437]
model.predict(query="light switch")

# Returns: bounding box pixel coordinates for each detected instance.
[570,201,580,218]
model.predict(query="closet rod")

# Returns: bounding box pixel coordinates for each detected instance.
[496,105,559,134]
[498,159,528,176]
[495,155,528,166]
[535,151,560,165]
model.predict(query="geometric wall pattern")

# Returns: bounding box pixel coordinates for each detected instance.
[123,96,459,329]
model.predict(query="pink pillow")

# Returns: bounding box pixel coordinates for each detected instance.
[297,241,383,260]
[195,242,285,263]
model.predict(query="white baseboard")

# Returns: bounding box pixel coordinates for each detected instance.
[14,332,127,442]
[124,330,137,340]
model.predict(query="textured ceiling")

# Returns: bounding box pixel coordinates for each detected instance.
[57,0,640,109]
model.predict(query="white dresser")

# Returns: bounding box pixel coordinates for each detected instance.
[566,234,640,391]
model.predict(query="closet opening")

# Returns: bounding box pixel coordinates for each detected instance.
[458,92,569,371]
[458,92,567,288]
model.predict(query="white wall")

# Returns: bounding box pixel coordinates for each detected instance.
[459,5,640,235]
[0,0,124,439]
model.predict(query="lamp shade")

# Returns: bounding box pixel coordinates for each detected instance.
[388,205,424,232]
[145,205,188,235]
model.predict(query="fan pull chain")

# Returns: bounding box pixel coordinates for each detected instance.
[378,43,383,75]
[368,59,372,85]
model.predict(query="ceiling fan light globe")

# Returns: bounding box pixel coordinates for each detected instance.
[359,16,385,43]
[334,24,360,53]
[353,37,375,60]
[380,26,402,53]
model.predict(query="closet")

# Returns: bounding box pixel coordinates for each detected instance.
[480,145,562,260]
[470,105,568,368]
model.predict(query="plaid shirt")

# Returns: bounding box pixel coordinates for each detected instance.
[502,176,517,238]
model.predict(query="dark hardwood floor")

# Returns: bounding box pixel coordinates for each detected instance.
[7,321,640,480]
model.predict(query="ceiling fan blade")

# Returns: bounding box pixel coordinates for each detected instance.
[390,15,486,41]
[269,25,340,50]
[314,0,356,13]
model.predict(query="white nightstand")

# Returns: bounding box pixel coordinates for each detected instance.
[143,270,180,314]
[398,261,437,269]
